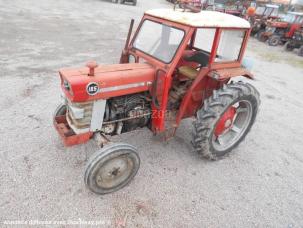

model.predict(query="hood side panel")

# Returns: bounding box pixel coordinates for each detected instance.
[60,63,156,102]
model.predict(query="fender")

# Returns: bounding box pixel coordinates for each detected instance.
[208,67,254,80]
[175,67,253,125]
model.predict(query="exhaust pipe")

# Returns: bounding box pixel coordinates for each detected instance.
[120,19,135,64]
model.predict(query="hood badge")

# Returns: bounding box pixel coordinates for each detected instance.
[86,82,99,96]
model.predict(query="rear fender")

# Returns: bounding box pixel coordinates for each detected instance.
[175,67,253,125]
[208,67,254,81]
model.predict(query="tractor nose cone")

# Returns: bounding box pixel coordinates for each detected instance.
[86,61,98,76]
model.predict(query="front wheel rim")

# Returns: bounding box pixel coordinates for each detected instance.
[95,154,135,190]
[270,38,279,46]
[212,100,253,152]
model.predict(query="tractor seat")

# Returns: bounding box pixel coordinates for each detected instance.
[178,66,198,80]
[178,51,209,80]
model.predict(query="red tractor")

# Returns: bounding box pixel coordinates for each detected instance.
[284,27,303,56]
[259,11,303,45]
[250,4,280,37]
[54,9,260,194]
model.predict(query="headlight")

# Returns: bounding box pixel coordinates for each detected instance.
[63,79,73,95]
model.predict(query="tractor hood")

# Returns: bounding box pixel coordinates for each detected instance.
[268,21,289,28]
[59,63,155,102]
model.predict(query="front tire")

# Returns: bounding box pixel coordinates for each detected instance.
[298,46,303,57]
[192,82,260,160]
[53,103,66,118]
[268,35,280,46]
[256,30,266,42]
[284,41,294,51]
[84,143,140,194]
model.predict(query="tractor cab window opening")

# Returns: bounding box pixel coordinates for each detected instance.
[215,29,245,62]
[255,6,265,15]
[133,20,185,64]
[194,28,216,54]
[283,14,296,23]
[296,16,303,24]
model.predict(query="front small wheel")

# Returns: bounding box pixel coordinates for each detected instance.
[268,35,280,46]
[53,103,66,118]
[84,143,140,194]
[256,30,266,42]
[192,82,260,160]
[284,41,294,51]
[298,46,303,57]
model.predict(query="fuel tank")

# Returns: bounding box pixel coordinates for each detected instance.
[59,63,156,102]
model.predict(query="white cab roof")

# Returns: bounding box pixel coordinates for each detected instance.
[145,9,251,29]
[265,4,279,8]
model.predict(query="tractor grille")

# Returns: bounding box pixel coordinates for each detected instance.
[66,99,93,132]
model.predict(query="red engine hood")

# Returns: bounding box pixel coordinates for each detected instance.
[59,63,156,102]
[269,21,289,28]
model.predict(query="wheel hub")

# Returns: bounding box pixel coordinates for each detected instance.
[214,107,236,136]
[96,156,133,189]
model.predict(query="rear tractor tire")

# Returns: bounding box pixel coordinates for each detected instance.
[84,143,140,194]
[192,82,260,160]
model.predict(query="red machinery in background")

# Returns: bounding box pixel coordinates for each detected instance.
[259,12,303,45]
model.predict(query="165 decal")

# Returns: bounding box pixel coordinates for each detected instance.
[86,82,99,96]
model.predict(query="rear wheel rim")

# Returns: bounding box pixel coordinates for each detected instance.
[212,100,253,152]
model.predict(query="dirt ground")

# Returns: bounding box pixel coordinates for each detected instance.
[1,0,303,227]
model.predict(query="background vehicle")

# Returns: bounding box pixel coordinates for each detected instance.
[204,1,246,17]
[202,0,215,10]
[54,9,260,194]
[259,12,303,45]
[114,0,137,6]
[284,27,303,56]
[250,4,280,37]
[173,0,202,12]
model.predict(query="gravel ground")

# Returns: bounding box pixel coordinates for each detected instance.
[1,0,303,227]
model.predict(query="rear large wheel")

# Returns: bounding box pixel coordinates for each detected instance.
[84,143,140,194]
[192,82,260,160]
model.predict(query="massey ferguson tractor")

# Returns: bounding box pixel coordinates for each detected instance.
[54,9,260,194]
[250,4,280,37]
[258,11,303,45]
[284,27,303,56]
